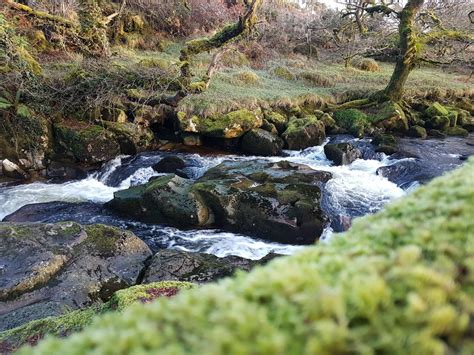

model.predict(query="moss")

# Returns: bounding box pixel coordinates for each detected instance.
[426,102,449,117]
[181,109,263,138]
[1,282,194,352]
[443,127,469,137]
[21,159,474,354]
[273,66,295,80]
[333,109,371,137]
[105,281,194,311]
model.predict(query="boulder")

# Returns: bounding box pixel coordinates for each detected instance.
[263,111,288,133]
[372,134,399,155]
[178,109,263,139]
[333,109,370,137]
[46,161,89,181]
[1,159,29,180]
[282,116,326,150]
[406,125,427,139]
[152,156,188,178]
[426,115,450,130]
[324,143,362,166]
[425,102,449,117]
[444,127,469,137]
[53,123,120,164]
[102,122,155,155]
[143,250,277,284]
[241,128,284,156]
[182,133,202,146]
[108,160,332,244]
[0,223,152,331]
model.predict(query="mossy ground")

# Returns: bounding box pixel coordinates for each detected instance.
[17,159,474,354]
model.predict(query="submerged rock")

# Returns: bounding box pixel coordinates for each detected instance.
[152,156,188,177]
[0,222,152,331]
[108,160,332,244]
[241,128,284,156]
[324,143,361,166]
[143,250,277,284]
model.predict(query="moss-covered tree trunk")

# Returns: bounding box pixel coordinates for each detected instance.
[179,0,261,91]
[382,0,425,102]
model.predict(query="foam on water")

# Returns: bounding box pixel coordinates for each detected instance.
[0,138,408,258]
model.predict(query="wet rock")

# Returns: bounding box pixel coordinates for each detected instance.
[427,129,446,139]
[241,128,284,156]
[282,116,326,150]
[407,125,427,139]
[372,134,399,155]
[102,122,155,155]
[1,159,29,180]
[46,161,89,181]
[324,143,361,166]
[143,249,277,284]
[53,123,120,164]
[0,222,152,331]
[152,156,188,178]
[444,127,469,137]
[108,160,332,244]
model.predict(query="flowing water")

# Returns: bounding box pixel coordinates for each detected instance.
[1,135,472,259]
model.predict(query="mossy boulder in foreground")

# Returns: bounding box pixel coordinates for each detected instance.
[0,223,152,332]
[26,159,474,354]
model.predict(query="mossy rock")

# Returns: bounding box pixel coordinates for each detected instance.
[21,160,474,355]
[443,126,469,137]
[0,222,151,333]
[407,125,427,139]
[53,123,120,164]
[0,281,192,352]
[333,109,370,137]
[102,121,155,155]
[426,115,450,130]
[458,110,474,132]
[241,128,284,156]
[373,102,408,133]
[282,116,326,150]
[263,110,288,134]
[178,109,263,138]
[425,102,449,117]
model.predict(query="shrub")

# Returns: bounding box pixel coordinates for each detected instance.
[233,71,260,85]
[297,71,337,87]
[20,160,474,354]
[273,66,295,80]
[351,57,380,72]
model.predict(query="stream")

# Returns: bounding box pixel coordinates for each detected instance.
[1,135,472,260]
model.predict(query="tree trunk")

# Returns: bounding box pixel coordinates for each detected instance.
[382,0,425,102]
[179,0,261,89]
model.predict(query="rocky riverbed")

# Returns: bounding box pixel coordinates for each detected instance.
[1,134,473,342]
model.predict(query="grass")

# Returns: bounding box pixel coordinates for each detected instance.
[33,44,472,120]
